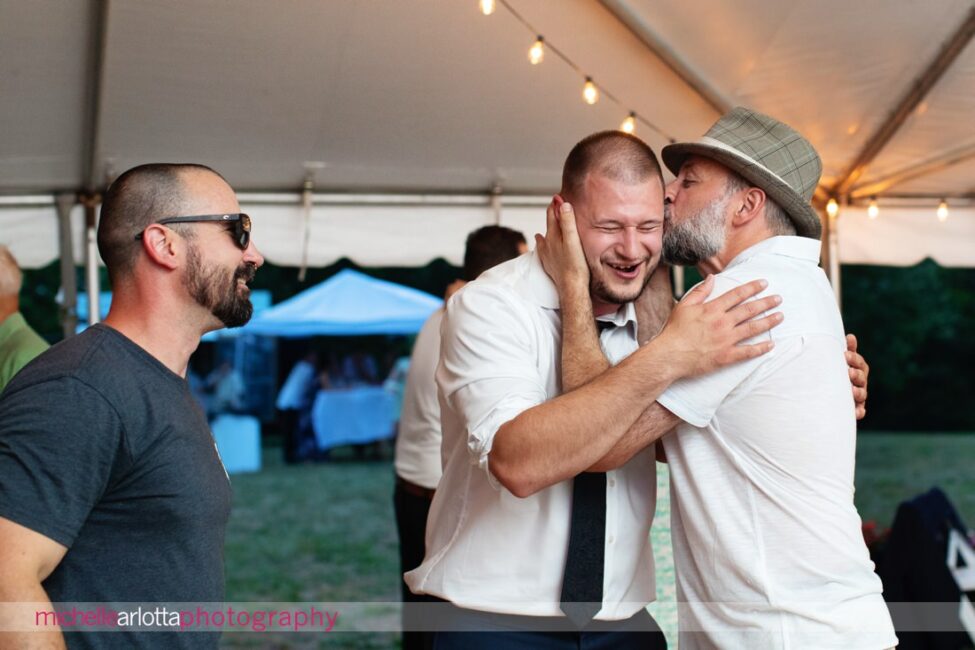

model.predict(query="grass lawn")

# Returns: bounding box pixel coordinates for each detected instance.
[220,432,975,649]
[854,432,975,528]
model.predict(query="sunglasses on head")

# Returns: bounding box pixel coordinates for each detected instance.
[135,213,252,250]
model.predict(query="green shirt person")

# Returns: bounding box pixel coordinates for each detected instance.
[0,246,49,393]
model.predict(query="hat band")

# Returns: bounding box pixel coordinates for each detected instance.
[697,136,792,190]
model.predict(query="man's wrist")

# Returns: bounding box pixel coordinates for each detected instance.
[557,274,591,307]
[638,331,685,385]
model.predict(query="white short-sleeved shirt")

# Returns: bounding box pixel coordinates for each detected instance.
[405,252,657,620]
[394,308,445,490]
[657,237,897,649]
[275,360,316,411]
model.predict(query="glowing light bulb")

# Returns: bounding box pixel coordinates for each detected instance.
[582,77,599,105]
[528,36,544,65]
[867,198,879,219]
[937,200,949,222]
[826,197,839,218]
[621,112,636,134]
[479,0,495,16]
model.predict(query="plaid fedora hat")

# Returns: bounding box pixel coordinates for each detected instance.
[661,107,823,239]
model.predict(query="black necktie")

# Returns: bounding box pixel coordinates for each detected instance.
[560,318,612,627]
[560,471,607,627]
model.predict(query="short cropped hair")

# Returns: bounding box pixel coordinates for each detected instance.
[463,225,526,281]
[723,172,796,236]
[561,131,664,202]
[0,245,23,297]
[97,163,225,283]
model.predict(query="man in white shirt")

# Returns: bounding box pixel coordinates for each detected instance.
[394,225,526,650]
[541,108,895,649]
[406,131,788,649]
[277,352,318,463]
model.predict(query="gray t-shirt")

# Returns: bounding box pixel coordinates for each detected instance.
[0,324,232,649]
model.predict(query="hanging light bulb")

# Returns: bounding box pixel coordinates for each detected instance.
[528,36,544,65]
[479,0,495,16]
[937,199,949,222]
[826,197,839,219]
[582,77,599,105]
[867,197,879,219]
[620,112,636,134]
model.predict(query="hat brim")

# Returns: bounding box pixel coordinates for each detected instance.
[662,142,822,240]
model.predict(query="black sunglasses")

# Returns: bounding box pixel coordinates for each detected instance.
[135,213,251,250]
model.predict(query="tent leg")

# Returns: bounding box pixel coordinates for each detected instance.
[56,193,78,338]
[673,265,685,299]
[80,193,101,325]
[820,210,842,308]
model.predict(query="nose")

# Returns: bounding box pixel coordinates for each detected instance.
[616,228,641,261]
[244,240,265,268]
[664,178,678,203]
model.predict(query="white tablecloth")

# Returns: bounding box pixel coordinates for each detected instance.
[311,387,397,451]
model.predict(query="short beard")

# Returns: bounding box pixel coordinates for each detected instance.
[185,243,256,328]
[662,194,729,266]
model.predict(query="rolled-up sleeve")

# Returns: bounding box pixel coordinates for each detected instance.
[436,285,548,486]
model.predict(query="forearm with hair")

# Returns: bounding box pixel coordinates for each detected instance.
[558,279,608,392]
[557,280,678,472]
[489,337,680,496]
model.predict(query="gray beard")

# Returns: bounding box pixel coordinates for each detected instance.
[662,196,729,267]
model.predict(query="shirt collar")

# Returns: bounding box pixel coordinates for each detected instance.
[525,251,638,329]
[724,236,821,271]
[0,312,28,345]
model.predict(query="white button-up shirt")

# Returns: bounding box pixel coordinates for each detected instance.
[658,237,897,649]
[394,308,446,490]
[405,252,657,620]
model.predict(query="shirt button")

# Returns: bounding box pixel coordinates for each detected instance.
[608,478,616,488]
[608,535,615,545]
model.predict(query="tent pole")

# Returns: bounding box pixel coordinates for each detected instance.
[298,177,313,282]
[819,205,842,308]
[80,193,101,325]
[491,184,503,225]
[673,266,685,299]
[828,212,841,309]
[55,193,78,338]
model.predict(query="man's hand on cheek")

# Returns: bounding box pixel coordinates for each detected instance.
[535,196,590,298]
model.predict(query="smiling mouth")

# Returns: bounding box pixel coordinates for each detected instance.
[607,262,642,273]
[607,262,642,278]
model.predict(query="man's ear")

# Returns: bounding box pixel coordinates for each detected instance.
[732,187,766,227]
[140,224,181,270]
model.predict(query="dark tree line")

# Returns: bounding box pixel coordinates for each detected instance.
[20,258,974,432]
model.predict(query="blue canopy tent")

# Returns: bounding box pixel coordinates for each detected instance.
[244,269,441,337]
[244,269,441,455]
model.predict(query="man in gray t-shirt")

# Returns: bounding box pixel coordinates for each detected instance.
[0,163,265,649]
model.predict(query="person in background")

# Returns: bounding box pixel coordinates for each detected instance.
[207,359,246,416]
[393,224,527,650]
[277,351,319,463]
[0,244,49,393]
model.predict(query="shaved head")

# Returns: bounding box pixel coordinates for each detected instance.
[561,131,663,203]
[97,163,228,284]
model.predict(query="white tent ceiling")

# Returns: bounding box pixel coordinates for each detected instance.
[1,0,973,270]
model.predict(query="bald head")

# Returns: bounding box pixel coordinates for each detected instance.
[561,131,663,203]
[0,245,23,298]
[97,163,229,283]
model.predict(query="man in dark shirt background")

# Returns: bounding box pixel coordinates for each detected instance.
[0,163,264,649]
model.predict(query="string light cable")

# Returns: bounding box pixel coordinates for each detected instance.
[481,0,676,143]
